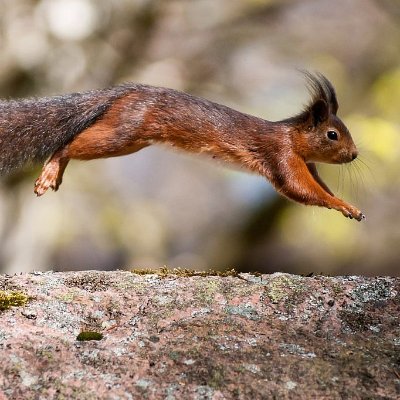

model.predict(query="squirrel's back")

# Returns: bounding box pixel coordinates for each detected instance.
[0,82,267,175]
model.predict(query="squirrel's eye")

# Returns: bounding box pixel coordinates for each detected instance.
[327,130,338,141]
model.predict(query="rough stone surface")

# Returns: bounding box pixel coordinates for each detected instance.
[0,270,399,399]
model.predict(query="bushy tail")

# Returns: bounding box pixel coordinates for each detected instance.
[0,85,133,175]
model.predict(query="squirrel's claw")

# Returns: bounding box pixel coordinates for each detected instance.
[353,211,366,222]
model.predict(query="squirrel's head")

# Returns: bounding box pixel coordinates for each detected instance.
[293,72,358,164]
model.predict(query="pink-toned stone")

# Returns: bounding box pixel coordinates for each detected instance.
[0,270,399,399]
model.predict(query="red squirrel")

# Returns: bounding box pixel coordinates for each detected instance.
[0,72,364,221]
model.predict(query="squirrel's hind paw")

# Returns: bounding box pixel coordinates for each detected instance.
[34,162,62,196]
[34,173,58,196]
[34,151,69,196]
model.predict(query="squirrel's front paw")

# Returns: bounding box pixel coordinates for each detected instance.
[340,205,365,222]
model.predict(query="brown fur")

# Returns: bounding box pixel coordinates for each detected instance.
[1,75,364,220]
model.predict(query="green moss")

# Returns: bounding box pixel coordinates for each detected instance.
[0,290,29,311]
[131,266,240,278]
[76,331,103,341]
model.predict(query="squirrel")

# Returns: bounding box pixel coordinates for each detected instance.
[0,72,364,221]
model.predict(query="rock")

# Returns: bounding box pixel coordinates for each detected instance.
[0,270,399,399]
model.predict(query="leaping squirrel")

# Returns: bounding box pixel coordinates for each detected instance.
[0,72,364,221]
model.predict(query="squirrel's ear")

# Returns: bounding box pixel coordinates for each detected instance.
[310,99,329,126]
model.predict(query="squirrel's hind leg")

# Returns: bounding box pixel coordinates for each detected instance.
[34,147,70,196]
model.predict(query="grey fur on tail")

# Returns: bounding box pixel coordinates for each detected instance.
[0,85,133,175]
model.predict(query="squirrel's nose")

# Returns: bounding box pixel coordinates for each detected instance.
[351,150,358,160]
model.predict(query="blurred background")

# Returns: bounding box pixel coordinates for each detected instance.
[0,0,399,276]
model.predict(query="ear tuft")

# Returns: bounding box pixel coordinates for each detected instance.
[302,71,339,116]
[319,74,339,114]
[311,99,329,125]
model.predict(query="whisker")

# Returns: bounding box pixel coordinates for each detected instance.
[345,157,371,204]
[356,142,377,166]
[352,161,364,190]
[336,164,344,197]
[352,162,363,201]
[336,164,341,194]
[340,164,345,197]
[357,156,376,183]
[344,164,350,197]
[346,163,357,200]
